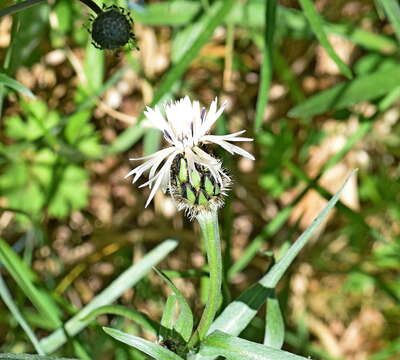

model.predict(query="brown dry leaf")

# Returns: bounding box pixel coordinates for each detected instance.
[137,25,170,78]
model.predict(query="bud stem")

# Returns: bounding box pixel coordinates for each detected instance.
[0,0,102,19]
[188,210,222,348]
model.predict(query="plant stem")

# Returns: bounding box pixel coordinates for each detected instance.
[78,0,102,14]
[188,210,222,348]
[0,0,45,18]
[0,0,102,19]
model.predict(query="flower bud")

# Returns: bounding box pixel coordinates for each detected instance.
[90,5,138,51]
[170,155,230,218]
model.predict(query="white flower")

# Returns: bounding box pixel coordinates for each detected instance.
[125,96,254,208]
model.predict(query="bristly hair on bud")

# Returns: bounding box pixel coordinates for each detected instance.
[88,4,138,52]
[125,96,255,217]
[169,154,231,219]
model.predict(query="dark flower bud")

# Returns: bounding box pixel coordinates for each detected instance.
[89,5,138,51]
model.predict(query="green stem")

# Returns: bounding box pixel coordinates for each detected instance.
[189,211,222,348]
[0,0,45,18]
[0,0,102,18]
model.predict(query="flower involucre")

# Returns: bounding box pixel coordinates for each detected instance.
[125,96,254,216]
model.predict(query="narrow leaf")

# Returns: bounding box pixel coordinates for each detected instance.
[131,1,200,26]
[376,0,400,45]
[103,327,183,360]
[80,305,159,334]
[289,65,400,118]
[160,294,178,341]
[0,275,45,355]
[299,0,352,79]
[264,293,285,349]
[254,0,277,131]
[0,74,35,99]
[0,239,61,328]
[155,269,194,342]
[199,331,308,360]
[40,239,178,354]
[0,355,76,360]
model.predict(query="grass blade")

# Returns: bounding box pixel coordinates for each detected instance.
[0,74,35,99]
[0,355,76,360]
[376,0,400,45]
[289,65,400,118]
[131,1,201,26]
[39,239,178,353]
[228,207,292,278]
[298,0,352,79]
[103,327,183,360]
[0,275,45,355]
[254,0,277,131]
[258,169,356,287]
[0,238,61,328]
[199,331,308,360]
[80,305,159,334]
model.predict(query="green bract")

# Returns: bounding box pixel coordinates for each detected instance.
[169,155,229,218]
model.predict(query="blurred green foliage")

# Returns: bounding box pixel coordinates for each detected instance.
[1,100,100,219]
[0,0,400,359]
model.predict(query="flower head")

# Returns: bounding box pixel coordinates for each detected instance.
[89,5,138,51]
[125,96,254,215]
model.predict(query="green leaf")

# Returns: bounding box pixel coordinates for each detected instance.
[196,171,356,356]
[228,207,292,277]
[103,327,183,360]
[0,73,35,99]
[0,355,76,360]
[47,165,90,219]
[39,239,178,354]
[154,269,194,342]
[80,304,159,334]
[5,100,60,141]
[376,0,400,45]
[0,238,61,328]
[199,331,308,360]
[7,3,49,74]
[264,292,285,349]
[298,0,352,79]
[289,65,400,118]
[132,1,201,26]
[0,275,45,355]
[160,294,178,341]
[171,2,222,63]
[254,0,277,131]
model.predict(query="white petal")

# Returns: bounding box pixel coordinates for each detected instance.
[199,98,227,137]
[148,147,177,180]
[125,147,176,183]
[192,100,201,143]
[202,133,254,143]
[210,139,255,160]
[144,106,175,141]
[191,146,224,186]
[145,152,177,207]
[129,146,175,161]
